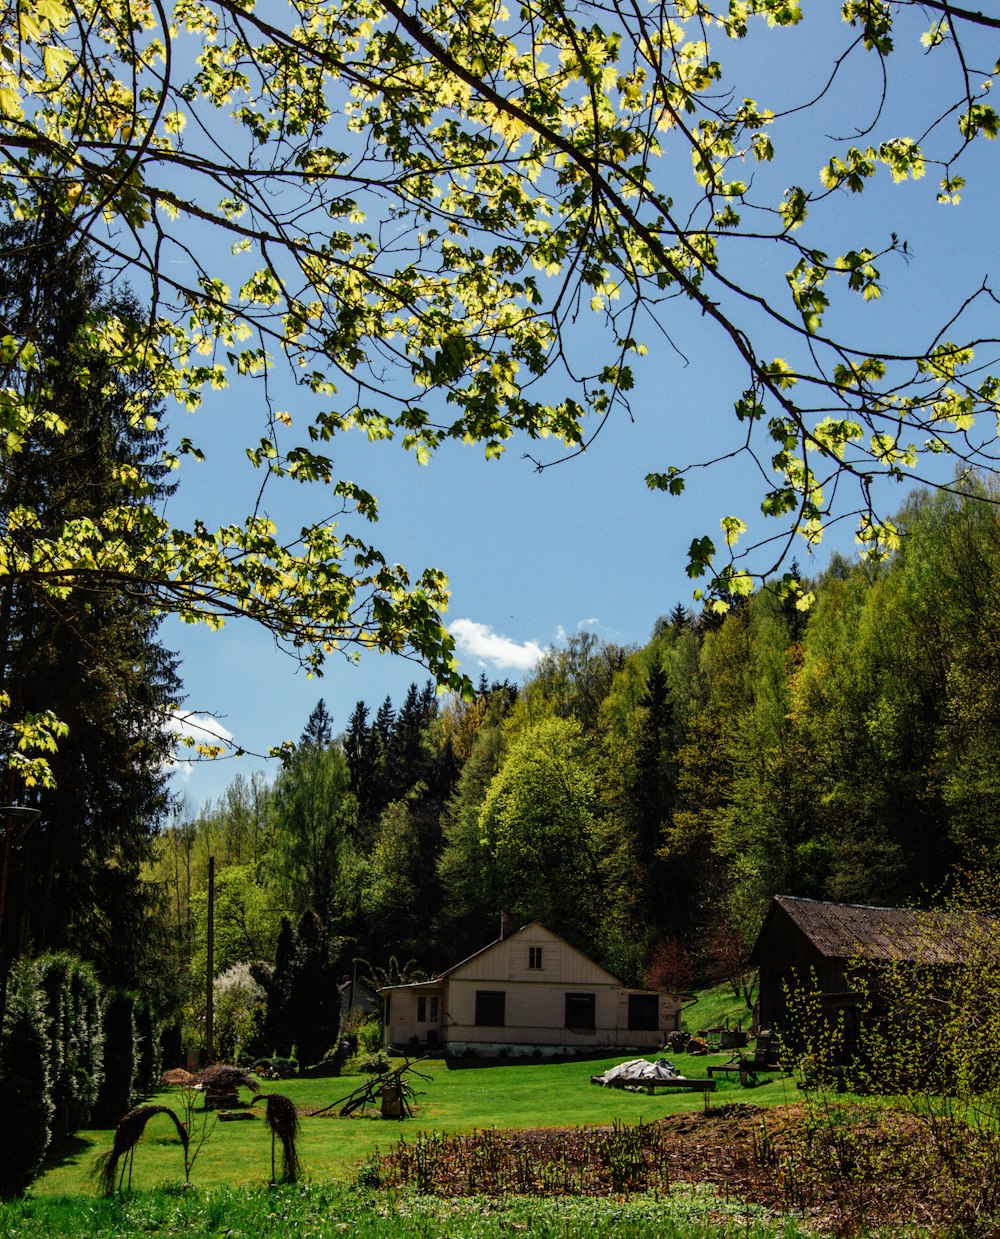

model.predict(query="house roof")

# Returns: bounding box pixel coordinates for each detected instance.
[376,924,533,994]
[750,894,997,966]
[378,921,670,994]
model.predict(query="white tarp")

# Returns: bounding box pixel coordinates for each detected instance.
[593,1058,681,1086]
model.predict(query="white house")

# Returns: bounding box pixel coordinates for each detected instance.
[379,922,682,1056]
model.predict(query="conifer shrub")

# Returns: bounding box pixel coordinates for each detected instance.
[37,954,103,1141]
[159,1022,183,1071]
[94,990,138,1127]
[133,995,161,1099]
[0,960,54,1197]
[69,959,104,1128]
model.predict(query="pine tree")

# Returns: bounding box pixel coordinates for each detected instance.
[0,222,179,991]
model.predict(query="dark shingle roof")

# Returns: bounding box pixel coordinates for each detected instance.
[753,895,996,965]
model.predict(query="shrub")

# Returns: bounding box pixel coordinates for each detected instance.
[0,960,54,1197]
[36,954,103,1141]
[356,1016,383,1057]
[68,959,104,1128]
[133,996,162,1099]
[351,1049,390,1076]
[213,963,266,1063]
[94,990,138,1127]
[159,1023,183,1071]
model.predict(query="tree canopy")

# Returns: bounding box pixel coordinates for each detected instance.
[3,0,999,770]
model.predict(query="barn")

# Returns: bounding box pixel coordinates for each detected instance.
[749,894,995,1056]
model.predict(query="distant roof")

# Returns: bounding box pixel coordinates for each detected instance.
[750,895,997,966]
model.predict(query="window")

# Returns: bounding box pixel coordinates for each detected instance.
[528,946,543,970]
[564,992,596,1031]
[628,993,659,1031]
[475,990,506,1026]
[417,995,440,1023]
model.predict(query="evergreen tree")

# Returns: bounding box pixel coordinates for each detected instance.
[285,910,340,1068]
[0,223,179,990]
[252,916,295,1059]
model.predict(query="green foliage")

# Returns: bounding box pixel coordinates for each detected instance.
[286,912,341,1069]
[0,228,179,977]
[478,716,602,942]
[36,954,103,1142]
[212,964,266,1064]
[0,960,53,1198]
[356,1017,383,1058]
[133,996,162,1101]
[252,913,340,1068]
[269,706,359,927]
[93,991,138,1128]
[2,0,1000,786]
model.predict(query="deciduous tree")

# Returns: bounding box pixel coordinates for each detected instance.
[3,0,999,772]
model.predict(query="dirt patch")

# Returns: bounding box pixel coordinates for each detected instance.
[376,1100,1000,1235]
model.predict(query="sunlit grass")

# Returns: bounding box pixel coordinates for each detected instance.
[1,1183,810,1237]
[35,1053,798,1198]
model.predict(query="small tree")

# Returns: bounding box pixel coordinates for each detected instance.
[251,917,295,1059]
[643,939,694,993]
[286,912,340,1068]
[133,996,161,1099]
[704,921,757,1011]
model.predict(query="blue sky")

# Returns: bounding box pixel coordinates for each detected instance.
[163,6,999,809]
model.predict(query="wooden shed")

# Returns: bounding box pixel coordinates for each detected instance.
[750,894,995,1053]
[380,921,682,1056]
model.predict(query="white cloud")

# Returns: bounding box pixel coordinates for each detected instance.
[165,710,236,780]
[449,619,545,674]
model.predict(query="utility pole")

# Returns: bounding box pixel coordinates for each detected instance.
[205,854,214,1063]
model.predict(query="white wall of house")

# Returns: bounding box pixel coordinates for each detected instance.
[382,983,443,1048]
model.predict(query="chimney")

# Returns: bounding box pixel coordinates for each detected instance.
[500,912,518,940]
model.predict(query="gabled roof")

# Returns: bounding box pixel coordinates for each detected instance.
[750,894,997,966]
[441,921,626,986]
[378,921,648,993]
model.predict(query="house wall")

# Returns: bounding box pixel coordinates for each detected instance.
[383,985,444,1048]
[444,976,678,1049]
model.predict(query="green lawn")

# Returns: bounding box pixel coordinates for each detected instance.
[35,1052,798,1198]
[681,983,755,1035]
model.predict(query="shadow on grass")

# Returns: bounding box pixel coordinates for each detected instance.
[42,1134,96,1172]
[444,1052,623,1071]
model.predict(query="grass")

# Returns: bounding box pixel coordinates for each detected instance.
[682,983,755,1036]
[0,1183,811,1237]
[35,1051,798,1198]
